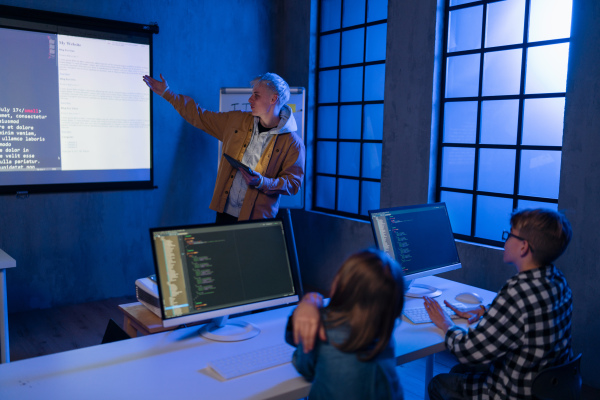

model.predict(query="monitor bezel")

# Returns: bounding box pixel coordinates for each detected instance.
[367,202,462,280]
[149,218,303,328]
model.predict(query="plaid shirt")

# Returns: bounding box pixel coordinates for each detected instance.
[445,264,572,399]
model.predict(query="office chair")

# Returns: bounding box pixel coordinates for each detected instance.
[531,353,582,400]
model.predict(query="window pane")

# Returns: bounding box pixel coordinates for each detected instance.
[517,200,558,211]
[362,143,382,179]
[478,149,516,194]
[367,0,387,22]
[321,0,342,32]
[441,147,475,190]
[364,64,385,101]
[485,0,525,48]
[366,23,386,62]
[340,67,363,102]
[339,105,362,139]
[522,98,565,146]
[480,100,519,145]
[482,49,522,96]
[441,191,473,236]
[316,141,337,174]
[342,0,366,28]
[445,54,480,98]
[342,28,364,65]
[319,33,340,68]
[316,0,386,220]
[450,0,477,5]
[529,0,572,42]
[363,104,383,140]
[318,70,339,103]
[475,195,514,241]
[525,43,569,94]
[317,106,338,139]
[519,150,562,198]
[316,176,336,209]
[338,142,360,177]
[361,181,380,215]
[438,0,571,244]
[443,101,477,144]
[448,5,482,52]
[338,178,359,213]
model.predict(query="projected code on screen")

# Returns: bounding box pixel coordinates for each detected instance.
[0,27,151,180]
[0,107,50,169]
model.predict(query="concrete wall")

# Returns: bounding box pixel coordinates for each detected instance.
[557,0,600,388]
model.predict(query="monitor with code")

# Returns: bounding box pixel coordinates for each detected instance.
[150,219,302,340]
[368,203,462,297]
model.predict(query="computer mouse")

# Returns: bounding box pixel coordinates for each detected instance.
[455,292,483,304]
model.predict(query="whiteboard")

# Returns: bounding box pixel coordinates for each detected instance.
[219,87,305,209]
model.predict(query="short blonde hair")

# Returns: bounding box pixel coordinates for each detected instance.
[250,72,290,107]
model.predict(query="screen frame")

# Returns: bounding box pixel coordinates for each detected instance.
[368,202,462,280]
[0,5,158,195]
[149,218,303,328]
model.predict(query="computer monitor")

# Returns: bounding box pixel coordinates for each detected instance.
[368,203,462,297]
[150,219,302,341]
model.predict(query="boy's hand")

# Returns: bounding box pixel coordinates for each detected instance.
[424,296,455,333]
[444,300,485,324]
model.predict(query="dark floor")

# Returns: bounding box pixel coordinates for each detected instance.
[5,296,600,399]
[8,295,136,362]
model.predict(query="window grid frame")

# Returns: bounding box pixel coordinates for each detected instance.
[313,0,386,220]
[436,0,568,246]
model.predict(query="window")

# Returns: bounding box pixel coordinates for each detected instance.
[313,0,387,218]
[437,0,572,245]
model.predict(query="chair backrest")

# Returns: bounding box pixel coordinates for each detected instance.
[532,353,583,400]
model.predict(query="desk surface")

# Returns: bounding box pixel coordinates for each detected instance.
[0,277,496,400]
[394,276,496,364]
[0,249,16,270]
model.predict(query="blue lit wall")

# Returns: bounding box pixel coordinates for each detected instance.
[0,0,311,311]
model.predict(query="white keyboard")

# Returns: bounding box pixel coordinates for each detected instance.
[403,303,463,324]
[207,343,295,380]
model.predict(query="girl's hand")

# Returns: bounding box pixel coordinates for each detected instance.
[292,293,326,353]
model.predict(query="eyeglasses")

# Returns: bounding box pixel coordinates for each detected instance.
[502,230,534,252]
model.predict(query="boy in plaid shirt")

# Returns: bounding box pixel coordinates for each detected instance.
[424,209,573,400]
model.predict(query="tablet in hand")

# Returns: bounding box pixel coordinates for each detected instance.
[223,154,255,175]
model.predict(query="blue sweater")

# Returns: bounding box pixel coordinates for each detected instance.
[285,314,404,400]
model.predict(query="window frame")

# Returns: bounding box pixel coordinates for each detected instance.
[312,0,387,220]
[436,0,570,246]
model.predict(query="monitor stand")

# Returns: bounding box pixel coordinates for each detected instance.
[404,279,442,298]
[199,315,261,342]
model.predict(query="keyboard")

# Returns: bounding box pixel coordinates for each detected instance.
[403,303,463,324]
[207,343,295,380]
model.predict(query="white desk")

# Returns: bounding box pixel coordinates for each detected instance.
[0,249,16,364]
[396,276,496,399]
[0,277,495,400]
